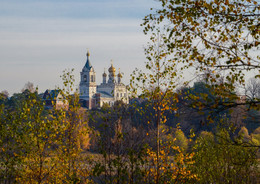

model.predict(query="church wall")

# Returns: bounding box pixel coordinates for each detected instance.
[113,85,129,104]
[99,97,115,107]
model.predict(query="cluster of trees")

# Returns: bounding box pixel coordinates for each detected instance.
[2,82,259,183]
[0,71,90,183]
[0,0,259,183]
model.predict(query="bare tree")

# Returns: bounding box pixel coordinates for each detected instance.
[245,78,260,100]
[21,81,35,93]
[0,90,9,98]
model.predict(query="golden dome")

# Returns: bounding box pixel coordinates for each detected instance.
[108,64,116,73]
[117,68,122,78]
[118,73,122,78]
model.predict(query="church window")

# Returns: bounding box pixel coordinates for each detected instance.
[83,75,87,82]
[117,93,119,97]
[120,93,122,97]
[91,75,94,82]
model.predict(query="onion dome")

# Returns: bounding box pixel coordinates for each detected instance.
[117,73,122,78]
[103,68,107,77]
[108,61,116,73]
[118,68,122,78]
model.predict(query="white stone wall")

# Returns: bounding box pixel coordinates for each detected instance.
[114,84,129,104]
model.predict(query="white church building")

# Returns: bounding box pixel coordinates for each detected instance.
[79,51,129,109]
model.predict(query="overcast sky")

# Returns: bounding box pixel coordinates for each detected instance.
[0,0,159,95]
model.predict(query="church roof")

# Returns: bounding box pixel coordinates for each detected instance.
[85,50,92,70]
[99,91,113,98]
[43,89,62,100]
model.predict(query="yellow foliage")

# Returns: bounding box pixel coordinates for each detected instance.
[144,139,197,183]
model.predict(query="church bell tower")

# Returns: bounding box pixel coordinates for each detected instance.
[79,50,96,103]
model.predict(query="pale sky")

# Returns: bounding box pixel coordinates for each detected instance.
[0,0,159,95]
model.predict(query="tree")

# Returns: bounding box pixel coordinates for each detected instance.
[251,127,260,153]
[21,81,35,93]
[88,100,148,183]
[0,90,9,98]
[131,32,174,183]
[0,90,9,105]
[15,91,60,183]
[142,1,260,182]
[52,69,91,183]
[0,70,93,183]
[238,126,251,142]
[142,0,260,107]
[131,30,196,183]
[192,128,259,183]
[0,97,22,183]
[173,129,189,152]
[253,126,260,134]
[245,78,260,100]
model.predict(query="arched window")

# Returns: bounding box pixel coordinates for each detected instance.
[83,75,87,82]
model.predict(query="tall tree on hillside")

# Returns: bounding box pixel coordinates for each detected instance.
[131,32,196,183]
[53,69,91,183]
